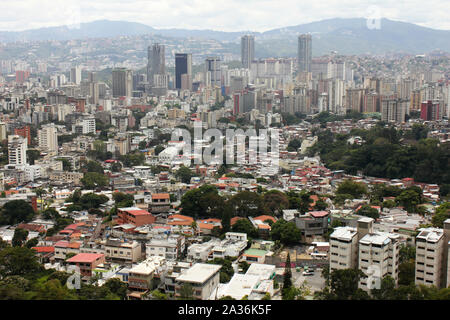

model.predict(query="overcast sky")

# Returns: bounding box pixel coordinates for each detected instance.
[1,0,449,32]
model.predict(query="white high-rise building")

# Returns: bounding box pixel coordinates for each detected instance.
[38,123,58,153]
[329,226,359,271]
[358,230,400,291]
[8,135,27,165]
[82,117,96,135]
[0,122,7,141]
[415,227,445,288]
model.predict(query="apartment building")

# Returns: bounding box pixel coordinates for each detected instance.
[150,193,171,213]
[103,239,142,263]
[54,240,81,261]
[187,240,216,262]
[358,231,400,290]
[128,256,166,292]
[295,210,329,243]
[415,227,445,288]
[66,253,105,277]
[146,234,185,261]
[175,263,221,300]
[117,207,156,227]
[329,226,359,271]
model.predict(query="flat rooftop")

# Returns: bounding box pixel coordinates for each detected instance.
[417,228,444,243]
[176,263,222,284]
[330,226,357,241]
[359,232,398,245]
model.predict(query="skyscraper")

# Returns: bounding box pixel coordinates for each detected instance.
[298,34,312,73]
[205,57,221,88]
[241,35,255,69]
[112,68,133,98]
[70,66,81,85]
[175,53,192,90]
[147,43,165,87]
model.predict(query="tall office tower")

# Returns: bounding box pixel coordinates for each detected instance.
[88,71,99,105]
[70,66,82,85]
[175,53,192,90]
[241,35,255,69]
[147,43,166,87]
[38,123,58,153]
[298,34,312,73]
[112,68,133,98]
[8,135,27,165]
[381,97,407,123]
[205,57,221,88]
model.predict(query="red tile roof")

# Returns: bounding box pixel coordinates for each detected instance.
[152,193,170,200]
[253,215,277,223]
[66,253,104,263]
[32,246,55,253]
[54,240,81,249]
[309,211,329,218]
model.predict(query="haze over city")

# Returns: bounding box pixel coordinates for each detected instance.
[1,0,450,32]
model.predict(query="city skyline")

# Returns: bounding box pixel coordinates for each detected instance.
[0,0,449,32]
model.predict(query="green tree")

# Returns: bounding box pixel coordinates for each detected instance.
[12,228,29,247]
[84,160,104,174]
[231,218,258,238]
[0,247,42,278]
[150,289,168,300]
[221,204,232,233]
[228,191,263,217]
[104,278,128,300]
[26,149,41,165]
[431,202,450,227]
[81,172,109,189]
[154,145,165,156]
[270,219,302,245]
[283,253,292,290]
[263,190,289,216]
[287,139,302,152]
[396,188,422,213]
[317,268,368,300]
[175,166,194,184]
[336,180,368,199]
[112,192,134,208]
[42,208,60,220]
[79,193,109,210]
[0,200,35,226]
[357,205,380,219]
[180,184,223,219]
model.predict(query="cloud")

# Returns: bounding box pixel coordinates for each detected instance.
[0,0,448,32]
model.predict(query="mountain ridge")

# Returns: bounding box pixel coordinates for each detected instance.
[1,18,449,55]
